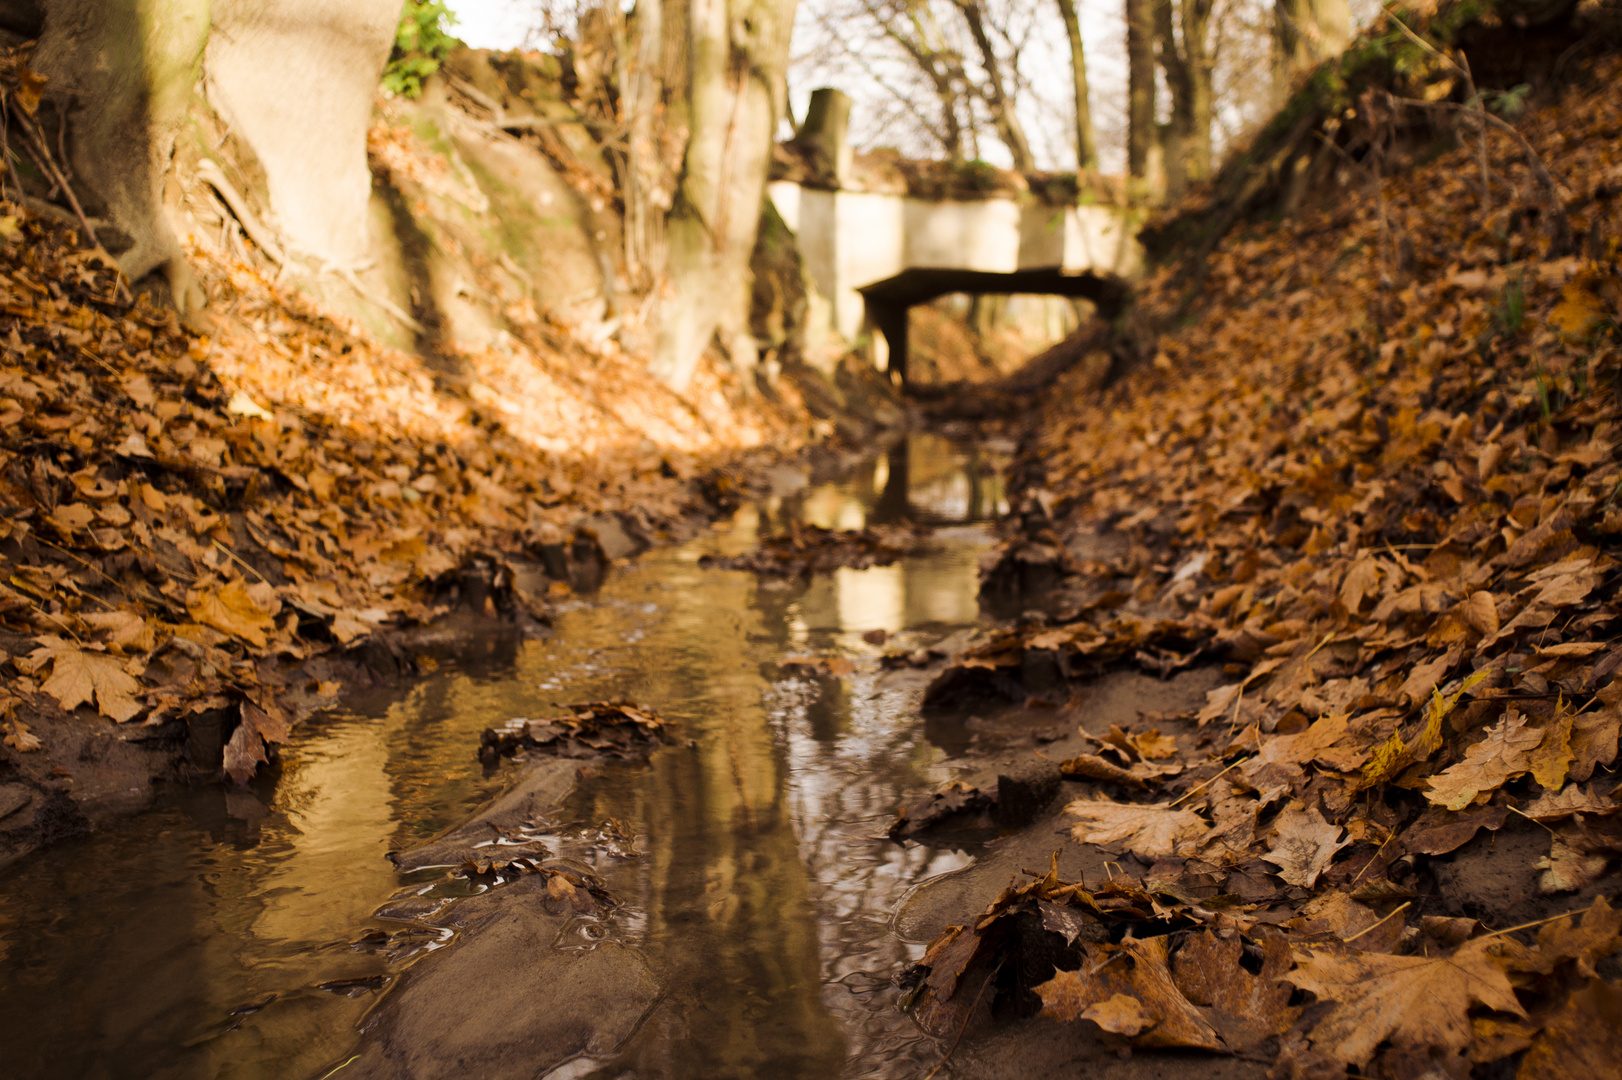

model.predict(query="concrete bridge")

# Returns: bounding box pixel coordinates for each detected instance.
[767,90,1144,379]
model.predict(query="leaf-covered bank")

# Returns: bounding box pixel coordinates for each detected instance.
[0,194,809,867]
[905,50,1622,1080]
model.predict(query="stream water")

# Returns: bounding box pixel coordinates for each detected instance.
[0,433,1009,1080]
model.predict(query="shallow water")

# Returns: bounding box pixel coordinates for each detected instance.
[0,433,1007,1080]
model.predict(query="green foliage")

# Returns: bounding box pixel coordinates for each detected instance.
[1494,275,1526,336]
[1482,83,1532,117]
[382,1,459,99]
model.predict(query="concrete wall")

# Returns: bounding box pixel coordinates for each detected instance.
[768,178,1143,358]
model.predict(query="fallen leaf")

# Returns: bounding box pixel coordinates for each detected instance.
[1066,797,1208,857]
[29,636,143,722]
[188,581,278,649]
[1537,826,1612,894]
[1520,784,1617,822]
[1171,931,1299,1049]
[1036,935,1224,1050]
[1077,992,1154,1035]
[1263,803,1352,888]
[222,700,290,784]
[1460,591,1499,636]
[1424,709,1543,811]
[1514,979,1622,1080]
[1529,897,1622,978]
[1569,706,1620,782]
[1530,706,1574,790]
[1286,938,1525,1065]
[1339,555,1381,614]
[1403,805,1509,855]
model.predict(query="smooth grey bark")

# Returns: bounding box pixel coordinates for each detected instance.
[650,0,799,390]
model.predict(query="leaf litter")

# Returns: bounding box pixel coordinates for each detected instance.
[897,47,1622,1080]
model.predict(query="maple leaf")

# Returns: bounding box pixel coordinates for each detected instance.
[1065,797,1207,857]
[1171,931,1299,1050]
[1520,897,1622,979]
[1262,802,1352,888]
[28,636,143,722]
[1424,709,1543,811]
[1036,936,1224,1050]
[1286,938,1525,1066]
[1515,980,1622,1080]
[187,580,278,649]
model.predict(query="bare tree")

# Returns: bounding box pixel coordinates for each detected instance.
[1053,0,1099,170]
[1126,0,1156,181]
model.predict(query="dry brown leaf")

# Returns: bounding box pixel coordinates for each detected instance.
[188,581,278,649]
[1515,980,1622,1080]
[1286,938,1525,1066]
[1036,936,1224,1050]
[1424,709,1543,811]
[222,700,291,784]
[1537,826,1612,894]
[1171,931,1298,1049]
[1530,707,1575,790]
[1339,555,1381,614]
[1129,729,1179,759]
[1529,897,1622,978]
[1520,784,1617,822]
[1403,805,1509,855]
[1569,706,1620,782]
[1262,803,1352,888]
[1460,590,1499,636]
[1076,992,1154,1035]
[1065,797,1207,857]
[28,636,143,722]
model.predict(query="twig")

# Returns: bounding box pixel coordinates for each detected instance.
[923,959,1001,1080]
[1480,906,1592,941]
[1506,804,1557,835]
[212,539,268,584]
[1343,900,1411,943]
[1170,756,1250,807]
[1347,831,1397,887]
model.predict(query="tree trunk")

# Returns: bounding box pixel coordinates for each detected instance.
[1054,0,1098,171]
[1152,0,1213,195]
[952,0,1036,171]
[1272,0,1351,105]
[650,0,798,391]
[1126,0,1157,181]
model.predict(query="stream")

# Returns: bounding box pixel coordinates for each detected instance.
[0,433,1009,1080]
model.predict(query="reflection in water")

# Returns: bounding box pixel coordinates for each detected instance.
[0,434,1005,1080]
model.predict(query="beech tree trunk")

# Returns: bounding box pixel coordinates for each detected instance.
[650,0,798,390]
[1153,0,1213,196]
[1054,0,1098,171]
[1126,0,1157,181]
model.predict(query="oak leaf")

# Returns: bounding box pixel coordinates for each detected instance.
[1286,938,1524,1066]
[29,636,143,722]
[1036,936,1223,1050]
[1537,826,1611,894]
[1424,709,1542,811]
[1526,897,1622,979]
[1065,797,1207,857]
[1520,783,1616,822]
[1262,803,1351,888]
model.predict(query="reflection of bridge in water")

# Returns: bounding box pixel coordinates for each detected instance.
[768,89,1144,381]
